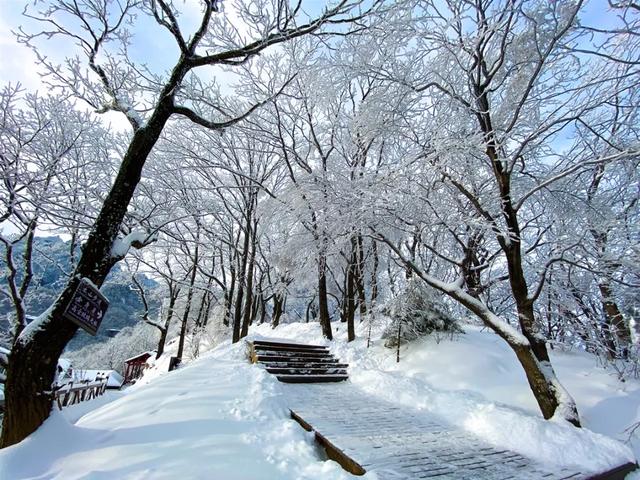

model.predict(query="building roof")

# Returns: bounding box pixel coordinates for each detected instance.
[124,351,155,364]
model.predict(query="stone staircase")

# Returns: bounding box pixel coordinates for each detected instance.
[248,339,348,383]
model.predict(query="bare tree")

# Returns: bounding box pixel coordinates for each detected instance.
[1,0,379,447]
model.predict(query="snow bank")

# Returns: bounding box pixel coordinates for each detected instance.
[0,340,367,480]
[248,322,637,473]
[0,321,636,479]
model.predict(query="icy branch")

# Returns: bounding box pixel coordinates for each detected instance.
[515,150,637,211]
[110,230,159,261]
[374,232,530,347]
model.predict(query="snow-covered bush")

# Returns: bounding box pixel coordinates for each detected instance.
[381,279,462,348]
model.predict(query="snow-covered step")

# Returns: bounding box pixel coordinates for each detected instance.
[252,340,327,350]
[253,344,329,354]
[262,362,349,369]
[248,339,349,384]
[265,367,348,375]
[255,354,338,363]
[275,374,349,383]
[255,349,333,357]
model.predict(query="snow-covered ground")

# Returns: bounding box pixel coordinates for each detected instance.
[0,321,637,479]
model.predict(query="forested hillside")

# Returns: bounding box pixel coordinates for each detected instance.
[0,236,159,351]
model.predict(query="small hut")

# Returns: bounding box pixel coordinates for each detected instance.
[123,351,154,384]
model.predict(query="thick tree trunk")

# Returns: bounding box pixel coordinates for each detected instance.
[599,281,630,359]
[240,230,256,338]
[176,225,200,361]
[318,254,333,340]
[156,327,168,360]
[156,290,178,360]
[271,293,285,328]
[500,188,579,425]
[1,103,173,448]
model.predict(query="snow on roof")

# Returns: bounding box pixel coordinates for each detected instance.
[72,369,124,388]
[124,351,155,363]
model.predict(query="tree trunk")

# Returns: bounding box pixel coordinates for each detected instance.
[599,281,630,359]
[233,221,251,343]
[258,294,267,325]
[318,253,333,340]
[156,289,178,360]
[1,102,174,448]
[240,226,257,339]
[271,291,284,328]
[461,231,483,299]
[382,236,581,427]
[355,235,367,320]
[176,225,200,361]
[370,239,379,309]
[156,326,168,359]
[343,239,357,342]
[195,276,214,329]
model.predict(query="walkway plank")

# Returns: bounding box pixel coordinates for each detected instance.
[248,340,636,479]
[282,383,635,480]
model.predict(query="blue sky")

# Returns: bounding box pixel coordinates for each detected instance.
[0,0,623,90]
[0,0,209,90]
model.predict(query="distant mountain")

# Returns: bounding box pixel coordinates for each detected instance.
[0,235,160,351]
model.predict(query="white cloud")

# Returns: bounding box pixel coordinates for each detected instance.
[0,5,43,91]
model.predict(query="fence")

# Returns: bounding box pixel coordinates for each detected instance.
[53,375,109,409]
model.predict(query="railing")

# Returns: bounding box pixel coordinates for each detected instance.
[53,376,109,409]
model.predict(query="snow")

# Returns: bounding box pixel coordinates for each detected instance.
[248,322,637,472]
[16,304,55,346]
[110,231,154,260]
[0,341,359,480]
[0,321,636,479]
[124,351,154,363]
[71,370,124,389]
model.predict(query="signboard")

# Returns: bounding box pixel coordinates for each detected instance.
[63,278,109,336]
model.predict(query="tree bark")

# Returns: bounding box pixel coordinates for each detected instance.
[370,239,379,308]
[1,101,174,448]
[240,222,257,338]
[233,214,252,343]
[271,289,285,329]
[176,223,200,361]
[318,253,333,340]
[355,235,367,320]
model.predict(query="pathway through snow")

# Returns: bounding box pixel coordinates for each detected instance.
[0,322,636,479]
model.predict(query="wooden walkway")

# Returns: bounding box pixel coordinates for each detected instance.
[249,340,636,479]
[283,383,596,479]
